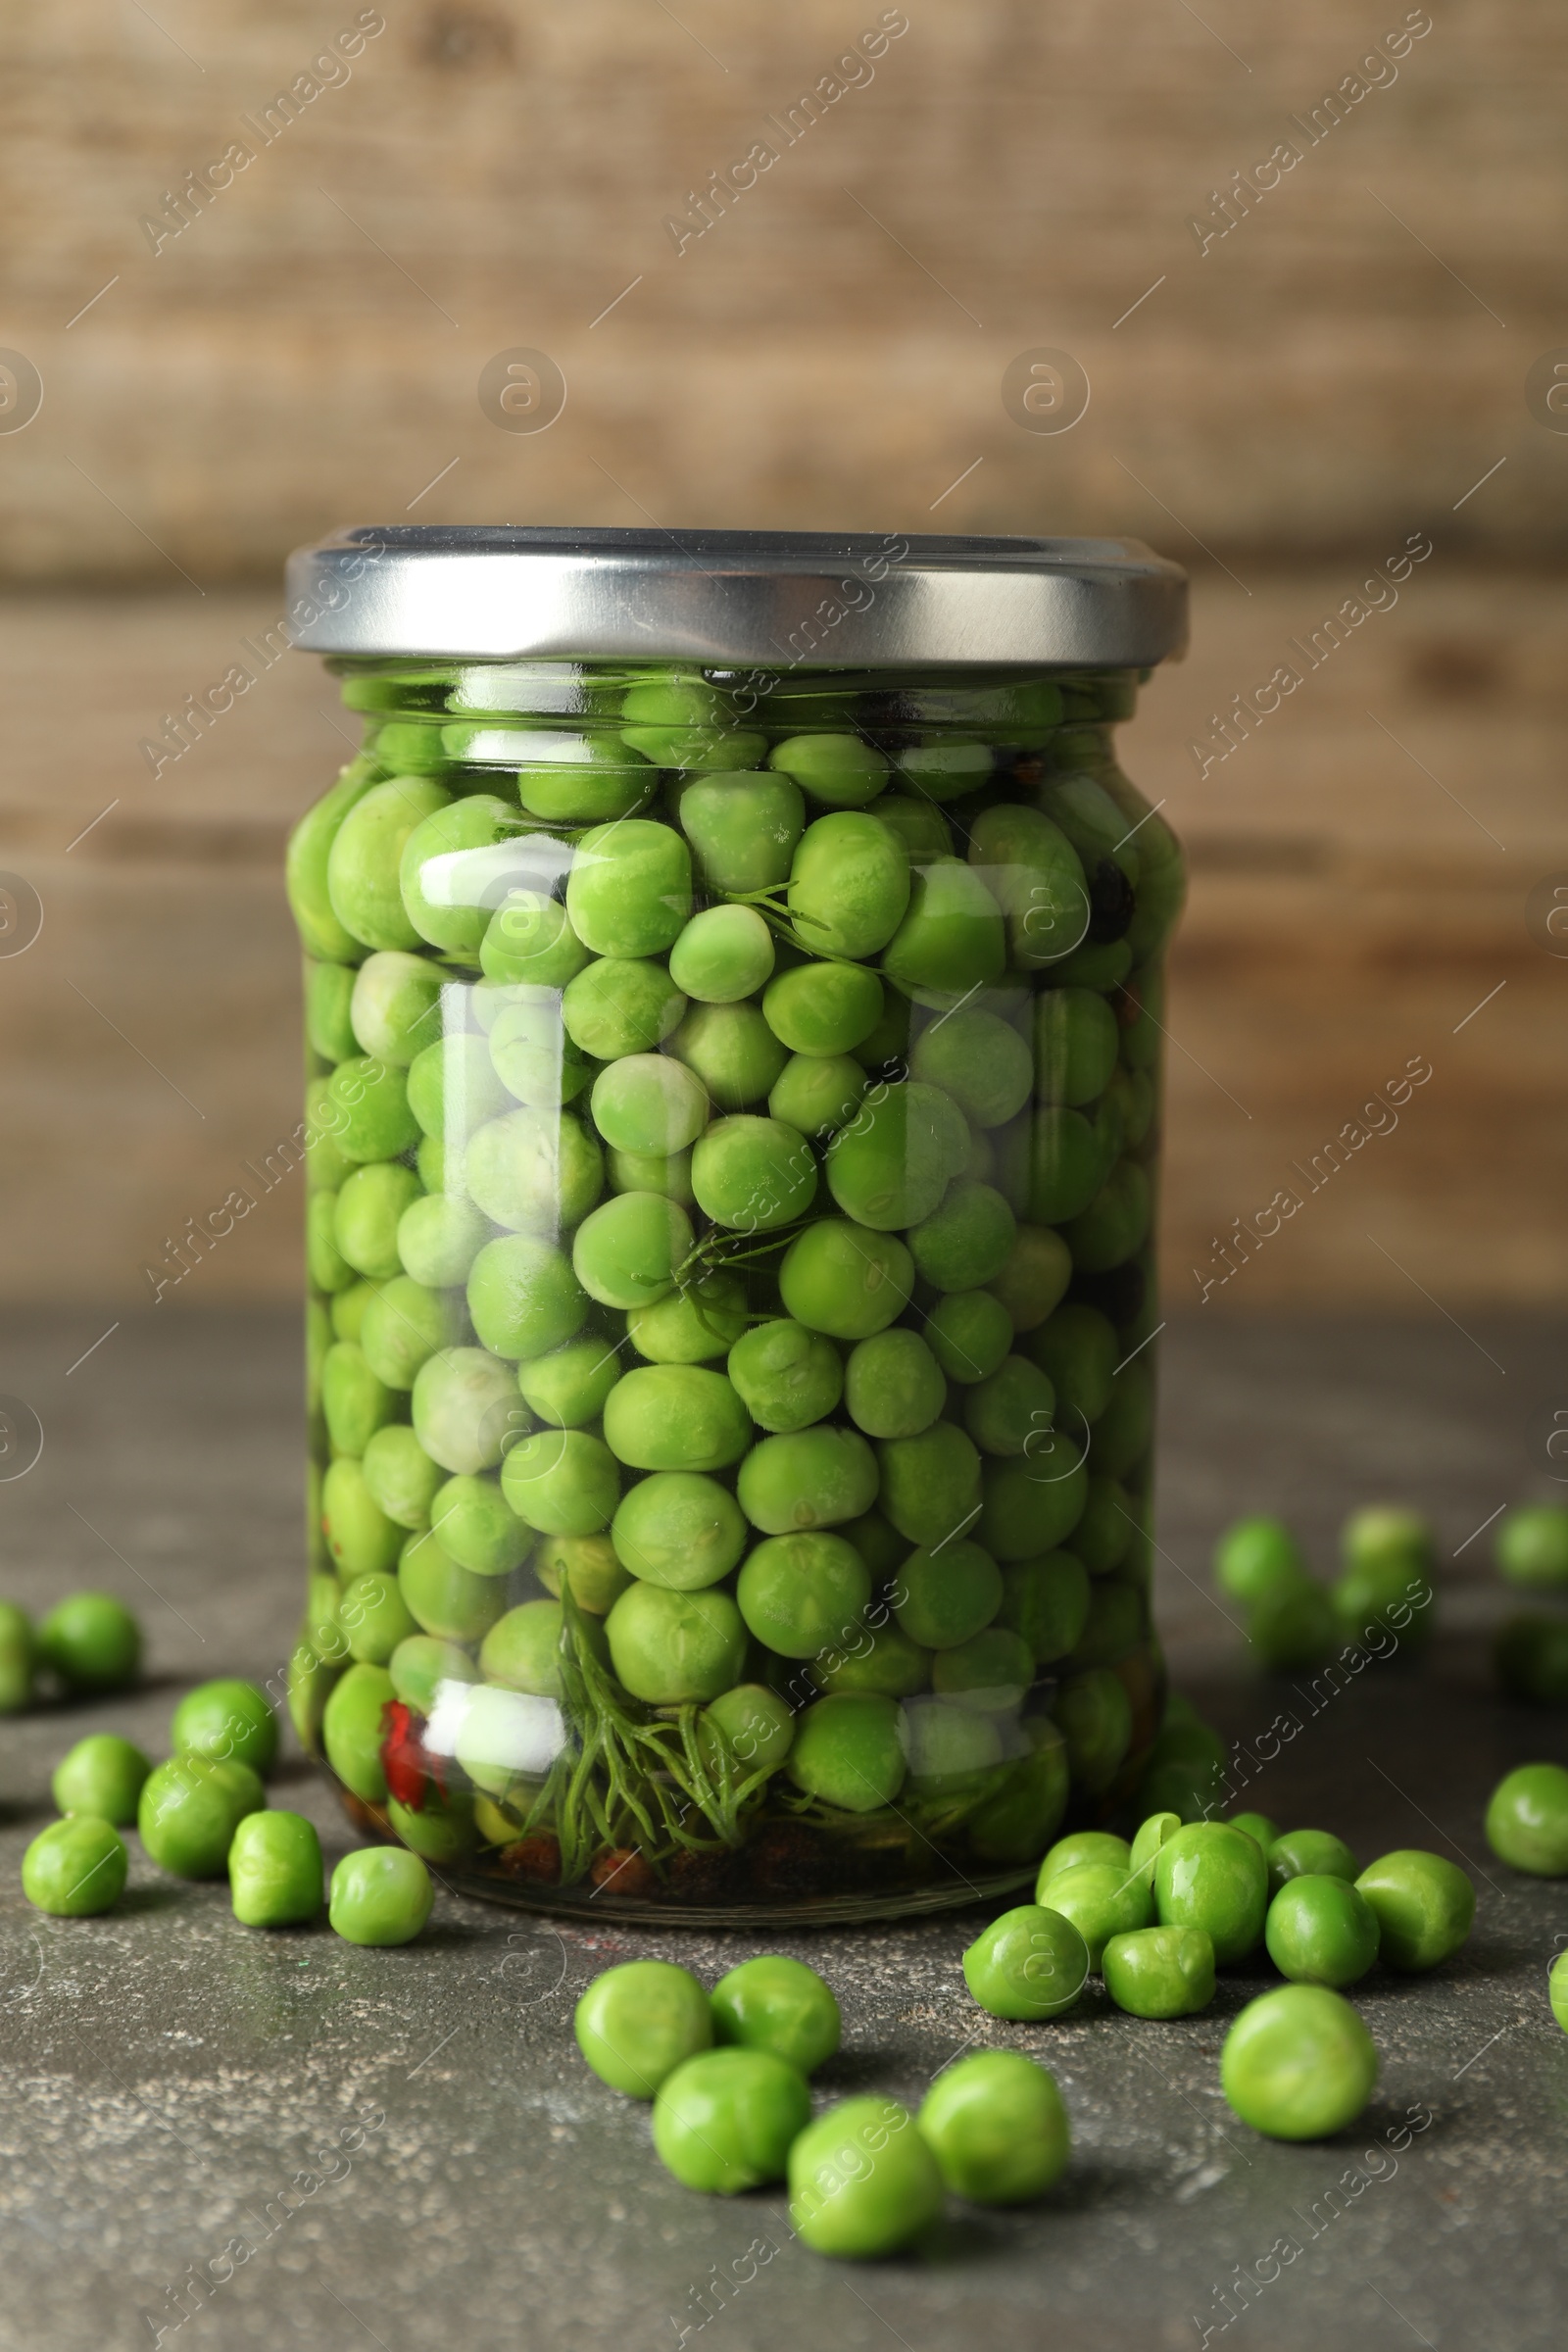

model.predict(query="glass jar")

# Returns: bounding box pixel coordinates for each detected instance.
[282,527,1188,1923]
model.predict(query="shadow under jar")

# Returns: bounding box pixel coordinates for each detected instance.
[283,527,1189,1923]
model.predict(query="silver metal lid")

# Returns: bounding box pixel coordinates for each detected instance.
[285,527,1187,669]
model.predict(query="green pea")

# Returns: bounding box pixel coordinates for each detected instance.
[486,999,595,1110]
[980,1438,1091,1562]
[1127,1811,1182,1883]
[139,1755,265,1878]
[924,1290,1013,1385]
[590,1054,709,1156]
[228,1810,323,1929]
[1023,1303,1117,1427]
[1067,1577,1144,1670]
[903,1694,1004,1786]
[906,1181,1015,1296]
[1064,1160,1150,1274]
[397,1183,492,1298]
[653,2047,810,2196]
[1494,1503,1568,1591]
[786,810,910,958]
[1055,937,1133,991]
[407,1032,512,1144]
[1221,1985,1377,2140]
[325,1054,421,1166]
[878,1420,982,1548]
[769,731,888,808]
[852,986,912,1069]
[967,1718,1071,1864]
[917,2050,1069,2205]
[328,1846,433,1946]
[789,2096,944,2259]
[738,1428,878,1535]
[360,1277,461,1392]
[432,1469,533,1577]
[1228,1810,1279,1852]
[1550,1951,1568,2035]
[38,1592,141,1694]
[333,1162,421,1283]
[841,1329,944,1441]
[320,1662,395,1803]
[576,1958,712,2096]
[691,1114,817,1234]
[607,1145,694,1204]
[761,963,884,1061]
[892,1539,1002,1649]
[1486,1762,1568,1875]
[340,1570,421,1664]
[416,1134,448,1195]
[286,759,381,961]
[788,1692,906,1811]
[882,859,1006,1010]
[627,1270,746,1365]
[397,794,519,956]
[517,1333,624,1425]
[726,1318,843,1431]
[319,1459,398,1584]
[1089,1360,1154,1480]
[478,1600,569,1695]
[326,776,451,952]
[512,739,658,823]
[778,1220,913,1339]
[1266,1828,1357,1894]
[1265,1875,1380,1986]
[389,1634,477,1714]
[967,803,1089,971]
[502,1427,622,1533]
[767,1052,865,1138]
[571,1191,692,1311]
[1248,1579,1338,1672]
[710,1954,840,2073]
[531,1532,635,1615]
[52,1734,151,1825]
[872,793,954,860]
[666,905,774,1004]
[399,1530,508,1642]
[737,1533,871,1658]
[466,1104,603,1233]
[1071,1475,1135,1574]
[321,1341,396,1456]
[612,1471,747,1591]
[562,956,686,1059]
[814,1619,931,1698]
[307,1189,357,1295]
[605,1583,747,1703]
[1040,1860,1151,1966]
[23,1816,127,1917]
[1102,1925,1214,2018]
[962,1902,1089,2020]
[479,889,591,990]
[679,772,805,895]
[698,1683,796,1778]
[668,1001,788,1111]
[999,1549,1091,1664]
[930,1625,1033,1709]
[1342,1502,1434,1581]
[307,959,359,1061]
[601,1364,750,1475]
[306,1091,357,1192]
[1137,1713,1228,1824]
[1051,1667,1132,1796]
[172,1679,279,1776]
[412,1346,527,1473]
[907,1005,1032,1128]
[388,1785,479,1862]
[1033,988,1118,1105]
[986,1224,1073,1335]
[466,1232,588,1362]
[1154,1823,1268,1964]
[962,1354,1055,1458]
[564,818,690,957]
[1331,1552,1434,1651]
[999,1103,1104,1225]
[348,951,445,1069]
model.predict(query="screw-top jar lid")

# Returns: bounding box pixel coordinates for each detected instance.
[285,526,1187,669]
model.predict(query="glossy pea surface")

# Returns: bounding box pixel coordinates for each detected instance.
[710,1954,841,2075]
[788,2097,944,2258]
[1038,1860,1151,1967]
[51,1734,150,1826]
[1154,1823,1268,1965]
[1485,1762,1568,1876]
[1354,1849,1474,1971]
[171,1678,279,1777]
[23,1816,126,1916]
[962,1903,1089,2020]
[1102,1925,1215,2018]
[574,1959,712,2096]
[1264,1875,1380,1986]
[1266,1827,1357,1895]
[328,1847,433,1946]
[1221,1984,1378,2140]
[917,2051,1070,2203]
[653,2047,810,2193]
[229,1810,324,1927]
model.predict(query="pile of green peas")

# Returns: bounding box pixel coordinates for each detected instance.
[961,1804,1473,2139]
[286,656,1185,1911]
[1212,1508,1437,1675]
[574,1951,1068,2255]
[20,1670,432,1948]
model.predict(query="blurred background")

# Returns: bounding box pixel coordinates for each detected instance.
[2,0,1564,1310]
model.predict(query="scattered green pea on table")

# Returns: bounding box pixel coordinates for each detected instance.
[23,1816,127,1917]
[138,1755,265,1879]
[962,1903,1090,2020]
[789,2097,945,2259]
[575,1959,712,2096]
[171,1679,279,1778]
[917,2051,1070,2203]
[653,2048,810,2194]
[1264,1875,1381,1987]
[710,1954,841,2075]
[52,1734,151,1826]
[38,1592,142,1694]
[230,1811,324,1928]
[328,1847,433,1946]
[1485,1762,1568,1877]
[1222,1984,1378,2140]
[1354,1849,1474,1972]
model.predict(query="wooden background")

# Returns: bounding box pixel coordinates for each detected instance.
[0,0,1564,1308]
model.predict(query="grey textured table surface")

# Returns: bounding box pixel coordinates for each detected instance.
[2,1307,1566,2352]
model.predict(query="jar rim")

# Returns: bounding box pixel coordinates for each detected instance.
[284,524,1188,669]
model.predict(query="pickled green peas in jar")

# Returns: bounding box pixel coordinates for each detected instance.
[285,526,1186,1922]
